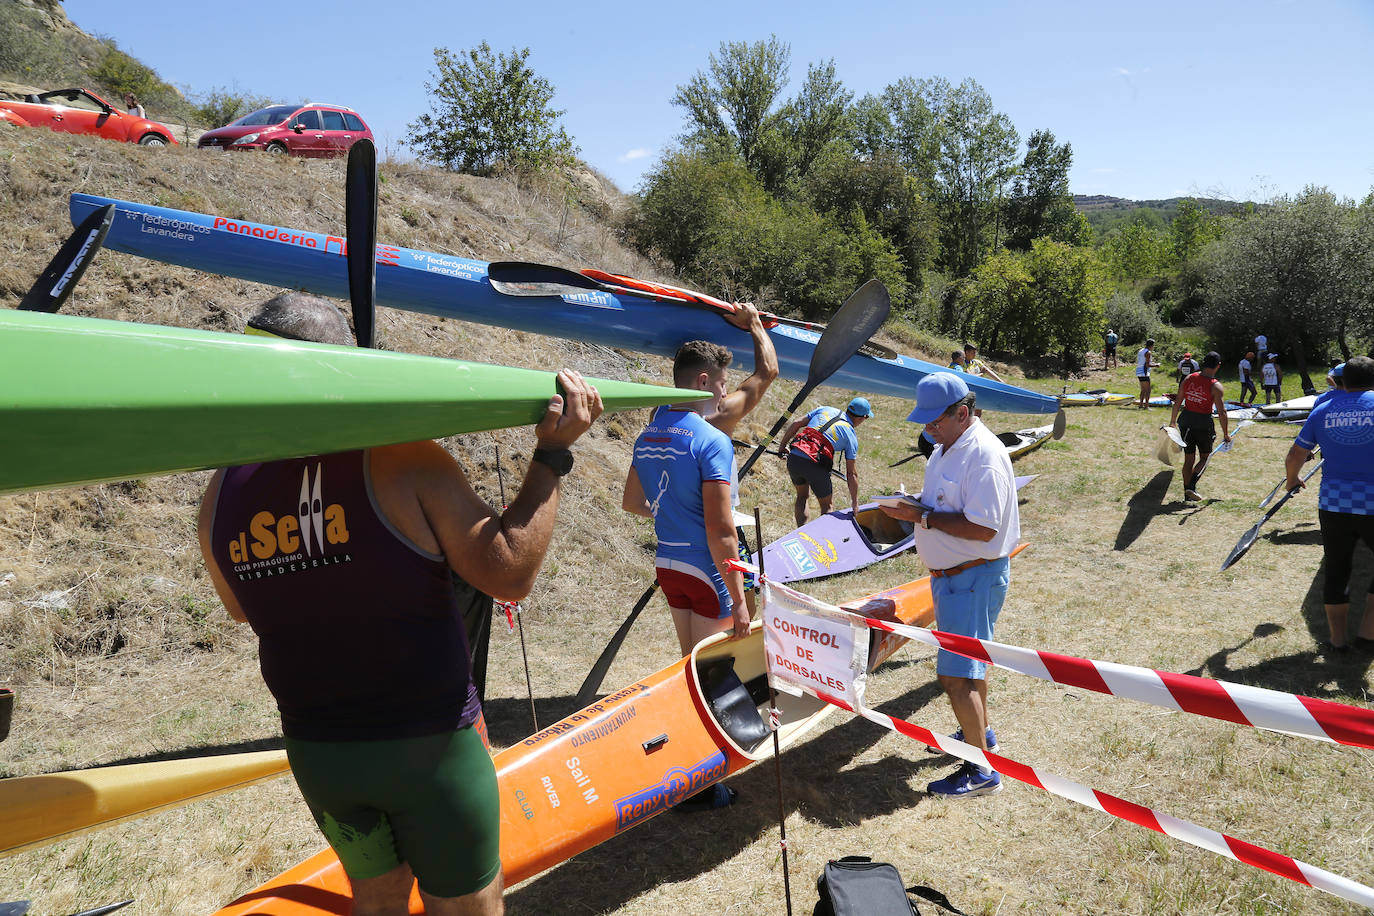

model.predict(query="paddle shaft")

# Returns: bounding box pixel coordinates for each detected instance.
[571,581,658,710]
[1221,459,1324,570]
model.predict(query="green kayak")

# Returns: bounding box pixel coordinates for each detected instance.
[1,310,701,495]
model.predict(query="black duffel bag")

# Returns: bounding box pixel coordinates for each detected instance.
[814,856,966,916]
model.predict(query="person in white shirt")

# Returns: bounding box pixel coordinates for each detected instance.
[1238,351,1257,405]
[1255,333,1269,365]
[1262,353,1282,403]
[1135,338,1157,408]
[880,372,1019,800]
[123,93,146,118]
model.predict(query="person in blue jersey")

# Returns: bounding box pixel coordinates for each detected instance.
[1285,356,1374,652]
[948,350,966,371]
[776,397,872,526]
[200,293,603,916]
[622,340,752,657]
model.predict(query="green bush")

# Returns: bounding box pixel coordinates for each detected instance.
[1103,290,1184,353]
[191,87,274,129]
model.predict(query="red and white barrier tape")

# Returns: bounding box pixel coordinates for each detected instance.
[857,615,1374,750]
[816,690,1374,908]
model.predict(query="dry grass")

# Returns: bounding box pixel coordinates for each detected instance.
[1,128,1371,915]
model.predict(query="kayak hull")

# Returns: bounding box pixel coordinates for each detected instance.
[211,574,945,914]
[997,424,1055,460]
[0,310,701,496]
[69,194,1060,416]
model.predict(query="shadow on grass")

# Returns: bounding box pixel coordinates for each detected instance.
[1262,524,1324,548]
[1188,545,1374,700]
[93,735,285,769]
[504,678,945,915]
[1114,470,1174,551]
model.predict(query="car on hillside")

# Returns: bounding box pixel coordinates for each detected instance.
[0,88,177,146]
[196,102,372,157]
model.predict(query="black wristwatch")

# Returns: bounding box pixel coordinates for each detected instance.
[532,447,574,476]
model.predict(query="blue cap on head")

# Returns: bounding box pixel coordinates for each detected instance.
[906,372,970,424]
[1330,363,1344,378]
[846,397,873,418]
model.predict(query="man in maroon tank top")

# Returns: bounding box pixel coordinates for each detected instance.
[1168,351,1231,502]
[198,293,602,916]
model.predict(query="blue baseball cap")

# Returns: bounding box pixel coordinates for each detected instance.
[846,397,873,418]
[1330,363,1344,378]
[906,372,970,424]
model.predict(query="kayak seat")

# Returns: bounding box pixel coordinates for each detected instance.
[855,509,914,554]
[697,656,771,753]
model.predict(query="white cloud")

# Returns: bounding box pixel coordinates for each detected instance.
[1115,67,1131,76]
[619,148,650,163]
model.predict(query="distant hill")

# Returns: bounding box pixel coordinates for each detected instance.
[1073,194,1252,237]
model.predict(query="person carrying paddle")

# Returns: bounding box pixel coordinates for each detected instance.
[880,372,1019,798]
[1284,356,1374,652]
[776,397,873,526]
[1135,338,1158,408]
[199,293,603,916]
[1169,351,1231,502]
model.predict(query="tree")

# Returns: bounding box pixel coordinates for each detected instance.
[932,79,1019,277]
[777,60,853,182]
[1099,221,1172,281]
[672,37,791,180]
[1003,129,1078,250]
[408,43,576,176]
[1199,187,1355,390]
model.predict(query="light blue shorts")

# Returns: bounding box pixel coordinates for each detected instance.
[933,556,1010,679]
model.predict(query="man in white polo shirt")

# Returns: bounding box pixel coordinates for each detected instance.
[880,372,1020,799]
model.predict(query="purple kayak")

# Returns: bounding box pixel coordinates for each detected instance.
[756,504,915,584]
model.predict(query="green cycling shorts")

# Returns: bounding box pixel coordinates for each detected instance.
[284,726,500,898]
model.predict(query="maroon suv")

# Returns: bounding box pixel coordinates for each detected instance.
[197,102,372,157]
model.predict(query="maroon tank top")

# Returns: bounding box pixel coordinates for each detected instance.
[1181,372,1214,415]
[209,450,482,740]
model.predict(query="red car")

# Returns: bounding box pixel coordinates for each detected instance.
[196,102,372,158]
[0,88,177,146]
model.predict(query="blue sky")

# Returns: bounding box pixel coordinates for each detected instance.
[65,0,1374,203]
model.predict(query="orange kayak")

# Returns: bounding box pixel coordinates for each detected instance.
[213,570,957,915]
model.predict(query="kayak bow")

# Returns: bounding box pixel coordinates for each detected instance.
[0,310,703,496]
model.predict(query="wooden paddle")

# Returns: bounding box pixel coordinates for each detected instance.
[18,202,114,312]
[1220,459,1324,571]
[486,261,899,360]
[345,139,378,348]
[572,279,891,709]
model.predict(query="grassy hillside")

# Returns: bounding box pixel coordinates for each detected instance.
[1074,194,1252,238]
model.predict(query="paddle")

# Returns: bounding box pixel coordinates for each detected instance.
[572,279,890,708]
[1219,459,1324,571]
[486,261,899,360]
[1260,446,1320,508]
[345,138,378,348]
[70,903,133,916]
[18,202,114,312]
[737,279,892,479]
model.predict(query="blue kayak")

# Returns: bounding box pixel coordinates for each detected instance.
[70,194,1059,416]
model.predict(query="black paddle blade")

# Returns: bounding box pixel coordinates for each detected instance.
[345,139,378,348]
[573,582,658,709]
[0,901,29,916]
[18,203,114,312]
[807,279,891,386]
[487,261,602,295]
[1220,522,1263,571]
[1052,408,1067,440]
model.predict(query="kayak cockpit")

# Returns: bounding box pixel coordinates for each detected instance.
[689,624,830,762]
[853,506,914,555]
